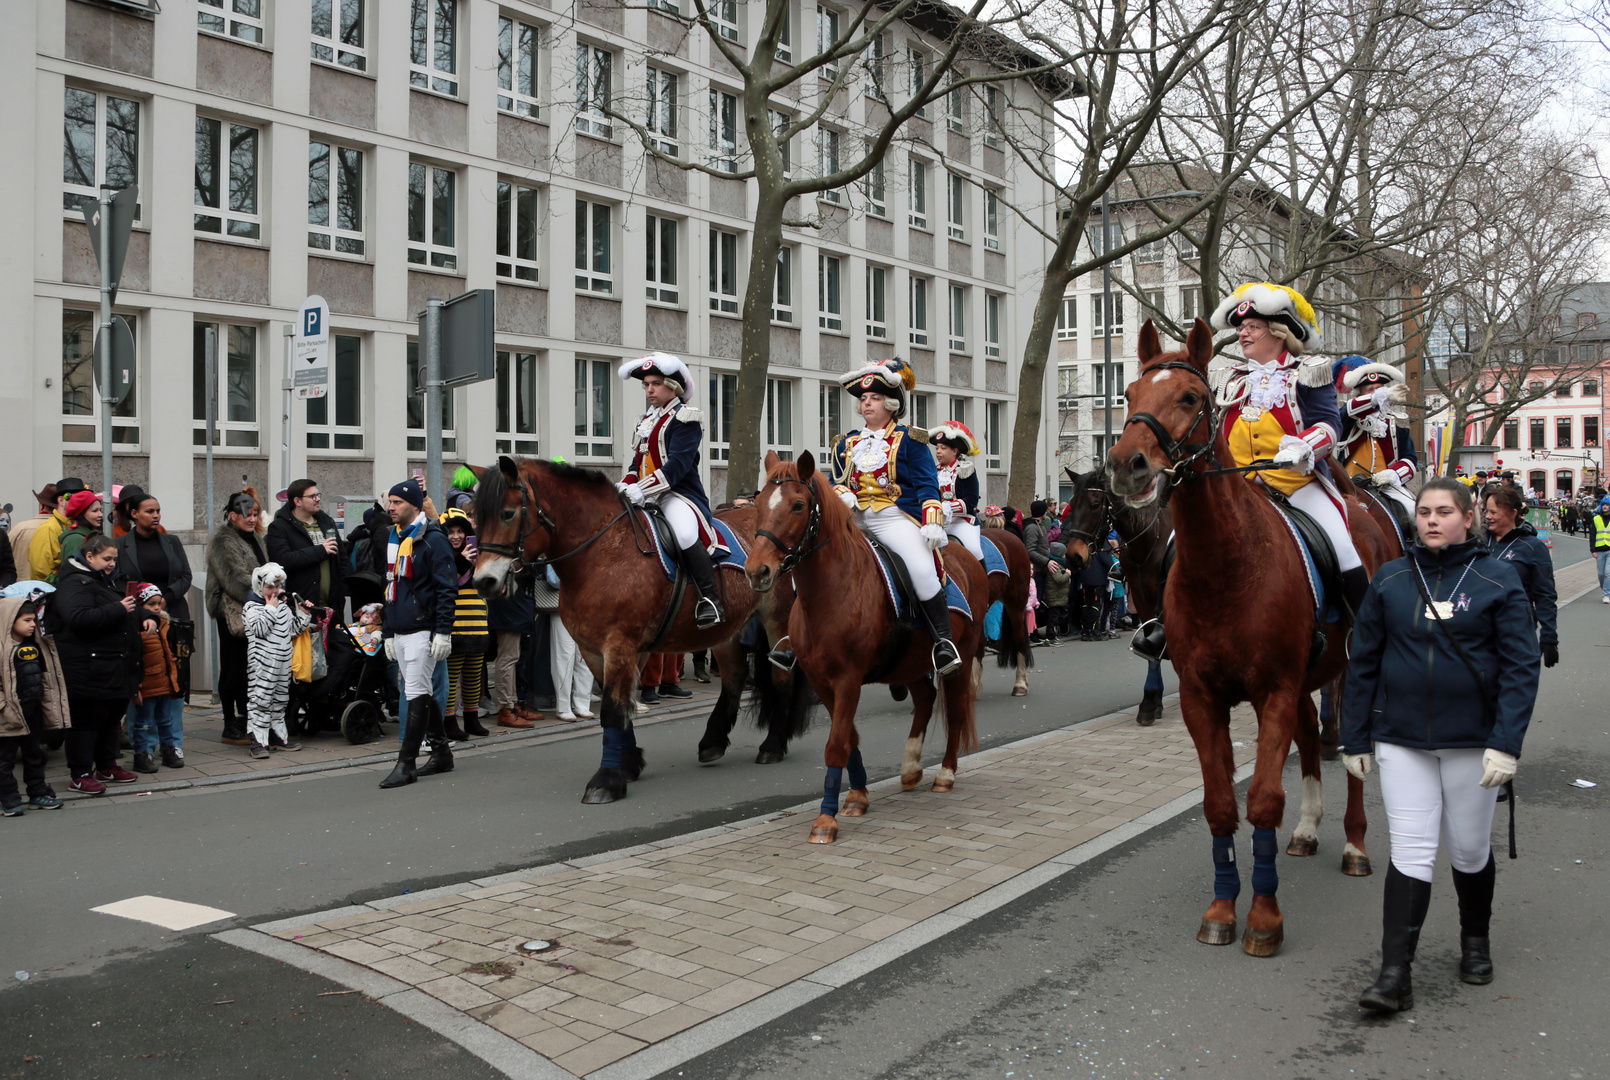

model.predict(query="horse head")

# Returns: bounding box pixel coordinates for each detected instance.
[747,450,827,594]
[1058,466,1109,573]
[1107,318,1216,509]
[472,455,544,597]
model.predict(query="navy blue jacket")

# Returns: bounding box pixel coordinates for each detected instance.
[955,471,980,517]
[828,425,943,523]
[1485,522,1558,647]
[1341,538,1539,759]
[625,402,713,521]
[383,519,458,638]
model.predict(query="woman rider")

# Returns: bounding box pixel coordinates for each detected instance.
[929,420,985,560]
[1331,354,1418,519]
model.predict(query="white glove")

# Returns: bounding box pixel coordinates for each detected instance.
[1479,749,1517,789]
[383,638,396,661]
[1372,468,1403,488]
[838,489,859,511]
[616,482,646,506]
[921,523,948,551]
[1343,753,1374,781]
[941,501,956,525]
[1270,435,1315,475]
[429,633,453,662]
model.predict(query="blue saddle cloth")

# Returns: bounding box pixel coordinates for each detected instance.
[1270,502,1339,623]
[980,536,1009,577]
[645,514,748,582]
[865,534,972,622]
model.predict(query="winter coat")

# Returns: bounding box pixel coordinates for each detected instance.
[1484,521,1558,648]
[0,597,70,737]
[348,504,391,578]
[1041,563,1073,608]
[1022,517,1052,573]
[27,511,72,583]
[0,530,14,590]
[266,503,348,612]
[205,522,267,637]
[44,556,143,700]
[383,519,457,638]
[114,528,194,622]
[1340,538,1540,759]
[8,512,52,569]
[243,595,311,701]
[57,520,99,577]
[135,616,182,702]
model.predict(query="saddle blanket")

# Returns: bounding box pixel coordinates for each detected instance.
[1269,503,1334,622]
[866,534,973,622]
[981,536,1009,577]
[644,513,747,582]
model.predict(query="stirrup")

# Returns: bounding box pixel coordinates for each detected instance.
[1130,619,1168,663]
[694,596,724,629]
[767,636,797,672]
[931,638,963,677]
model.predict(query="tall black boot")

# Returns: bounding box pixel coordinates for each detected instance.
[1359,863,1433,1012]
[1341,566,1371,622]
[416,696,455,777]
[918,594,963,677]
[680,542,725,629]
[379,696,431,788]
[1451,853,1496,984]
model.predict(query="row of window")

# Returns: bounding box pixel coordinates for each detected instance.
[1530,375,1602,397]
[1504,415,1602,451]
[1054,286,1216,340]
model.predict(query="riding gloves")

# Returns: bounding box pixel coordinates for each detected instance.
[1271,435,1316,474]
[1343,752,1375,782]
[429,633,453,663]
[838,488,859,511]
[383,638,396,661]
[615,482,646,505]
[1372,469,1404,488]
[1479,749,1517,789]
[920,523,948,551]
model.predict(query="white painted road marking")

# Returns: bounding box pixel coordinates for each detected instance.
[93,895,236,931]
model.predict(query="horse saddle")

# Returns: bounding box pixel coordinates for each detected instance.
[639,505,747,583]
[863,533,973,623]
[1264,490,1343,624]
[1355,477,1413,550]
[980,536,1010,577]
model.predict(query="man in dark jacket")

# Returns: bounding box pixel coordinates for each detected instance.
[266,479,347,615]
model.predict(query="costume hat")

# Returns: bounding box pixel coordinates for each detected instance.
[619,353,696,401]
[928,420,981,456]
[842,357,917,417]
[1210,281,1322,354]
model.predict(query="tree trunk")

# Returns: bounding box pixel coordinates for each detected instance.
[727,190,788,495]
[1008,256,1079,507]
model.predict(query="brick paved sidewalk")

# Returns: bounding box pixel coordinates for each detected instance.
[244,701,1260,1079]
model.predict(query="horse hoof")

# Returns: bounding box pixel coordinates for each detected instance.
[1136,710,1158,727]
[807,814,838,844]
[582,785,621,804]
[1011,686,1028,697]
[842,790,869,817]
[900,770,923,791]
[582,769,627,804]
[1196,920,1236,946]
[931,773,955,793]
[697,743,727,764]
[1286,836,1319,857]
[754,747,786,765]
[622,748,646,783]
[1241,924,1284,957]
[1341,852,1373,877]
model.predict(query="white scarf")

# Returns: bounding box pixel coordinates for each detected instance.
[850,427,892,473]
[635,403,669,442]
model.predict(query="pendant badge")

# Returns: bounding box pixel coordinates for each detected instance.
[1424,600,1454,621]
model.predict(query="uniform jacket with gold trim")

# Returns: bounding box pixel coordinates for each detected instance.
[1337,391,1417,485]
[828,422,944,525]
[937,460,980,524]
[622,400,713,520]
[1214,352,1342,496]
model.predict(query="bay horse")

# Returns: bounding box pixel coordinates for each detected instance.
[1059,466,1172,725]
[981,527,1035,697]
[472,457,807,803]
[745,451,989,843]
[1107,319,1395,956]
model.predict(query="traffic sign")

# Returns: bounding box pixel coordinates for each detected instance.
[293,295,331,399]
[416,289,496,389]
[92,314,135,407]
[82,186,138,306]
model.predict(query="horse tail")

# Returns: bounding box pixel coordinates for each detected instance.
[744,626,817,740]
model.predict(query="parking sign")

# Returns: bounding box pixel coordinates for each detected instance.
[294,295,331,399]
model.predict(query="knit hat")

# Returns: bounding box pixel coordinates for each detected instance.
[1030,499,1049,519]
[389,478,425,509]
[251,563,288,594]
[134,583,163,603]
[65,490,100,520]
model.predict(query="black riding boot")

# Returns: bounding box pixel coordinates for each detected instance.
[1452,853,1496,984]
[1130,618,1167,663]
[919,594,963,677]
[1342,566,1371,622]
[416,697,455,778]
[681,542,725,629]
[1359,863,1433,1012]
[379,696,431,789]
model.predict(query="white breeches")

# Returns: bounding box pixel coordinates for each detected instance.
[393,630,438,699]
[657,493,701,549]
[1378,482,1416,519]
[857,506,943,601]
[551,615,596,716]
[944,518,984,561]
[1375,742,1499,883]
[1288,479,1363,572]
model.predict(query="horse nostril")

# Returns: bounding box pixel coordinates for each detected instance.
[1129,452,1149,475]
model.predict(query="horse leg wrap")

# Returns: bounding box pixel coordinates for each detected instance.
[621,720,639,753]
[1252,827,1280,896]
[846,747,868,791]
[600,726,624,770]
[1144,661,1164,694]
[1213,834,1241,901]
[820,766,843,818]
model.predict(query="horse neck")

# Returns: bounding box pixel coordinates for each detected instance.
[533,466,625,570]
[1167,438,1263,574]
[790,498,875,613]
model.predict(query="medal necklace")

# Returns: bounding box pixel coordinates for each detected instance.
[1413,555,1473,623]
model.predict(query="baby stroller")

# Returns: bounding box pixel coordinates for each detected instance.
[289,571,397,745]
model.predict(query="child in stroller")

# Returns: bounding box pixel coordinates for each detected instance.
[288,578,397,744]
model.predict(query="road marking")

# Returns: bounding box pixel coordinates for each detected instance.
[94,895,235,931]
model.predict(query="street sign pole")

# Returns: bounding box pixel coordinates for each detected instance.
[282,323,295,496]
[425,297,445,512]
[205,325,219,699]
[97,186,114,535]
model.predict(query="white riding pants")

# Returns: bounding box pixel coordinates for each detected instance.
[1375,741,1499,883]
[1378,482,1416,520]
[857,506,943,601]
[393,629,438,699]
[550,614,596,716]
[1288,479,1364,572]
[944,518,985,561]
[656,493,701,549]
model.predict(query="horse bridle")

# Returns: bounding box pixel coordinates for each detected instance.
[1121,360,1220,480]
[477,466,631,575]
[756,475,827,574]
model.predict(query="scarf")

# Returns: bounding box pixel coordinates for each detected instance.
[386,517,425,603]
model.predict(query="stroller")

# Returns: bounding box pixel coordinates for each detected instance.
[289,571,397,745]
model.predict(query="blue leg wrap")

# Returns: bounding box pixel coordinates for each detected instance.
[846,746,868,790]
[1144,661,1164,694]
[1251,826,1279,896]
[1213,833,1241,901]
[600,725,624,770]
[820,766,843,818]
[1318,686,1333,725]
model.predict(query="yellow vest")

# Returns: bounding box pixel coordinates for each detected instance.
[1595,513,1610,550]
[1228,411,1310,496]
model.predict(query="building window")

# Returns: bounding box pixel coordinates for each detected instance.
[1503,418,1519,449]
[1556,381,1573,398]
[948,172,966,240]
[767,378,794,457]
[646,213,679,304]
[709,89,738,172]
[407,163,457,269]
[1586,416,1600,447]
[1058,367,1078,398]
[646,67,679,155]
[710,228,740,313]
[949,284,967,352]
[982,85,1003,147]
[984,293,1002,358]
[773,246,794,323]
[308,141,365,256]
[306,334,363,450]
[819,253,843,331]
[1142,288,1165,318]
[818,128,841,197]
[866,264,888,338]
[405,341,456,453]
[1092,292,1124,336]
[947,75,968,132]
[496,180,541,282]
[1089,219,1124,256]
[817,7,841,79]
[574,358,614,459]
[908,48,927,116]
[1580,313,1598,330]
[497,16,541,117]
[576,44,613,138]
[1528,379,1544,395]
[61,310,138,446]
[819,381,841,453]
[1529,469,1546,492]
[312,0,366,69]
[909,275,929,346]
[776,7,792,62]
[912,392,930,429]
[194,117,260,239]
[909,159,928,229]
[62,88,139,213]
[949,396,967,424]
[1093,361,1125,397]
[1557,417,1573,448]
[574,199,613,293]
[1584,378,1600,396]
[495,349,539,455]
[1181,286,1199,322]
[985,400,1003,469]
[866,33,887,99]
[983,188,1000,249]
[410,0,458,95]
[709,0,740,42]
[198,0,264,42]
[193,322,259,447]
[1529,417,1545,449]
[868,157,887,217]
[1056,296,1078,340]
[708,372,736,461]
[1578,344,1600,366]
[1136,236,1166,264]
[770,110,793,175]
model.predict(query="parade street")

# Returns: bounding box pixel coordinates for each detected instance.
[1,550,1604,1080]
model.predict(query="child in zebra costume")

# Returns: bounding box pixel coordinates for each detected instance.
[242,562,313,759]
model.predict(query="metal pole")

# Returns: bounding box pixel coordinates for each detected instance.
[97,187,114,535]
[425,297,445,512]
[206,326,219,699]
[1101,188,1114,463]
[282,323,295,496]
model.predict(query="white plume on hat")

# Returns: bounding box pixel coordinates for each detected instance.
[618,353,696,401]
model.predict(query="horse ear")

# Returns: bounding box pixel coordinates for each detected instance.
[498,455,519,485]
[797,450,817,484]
[1064,465,1079,484]
[467,464,485,480]
[1137,319,1162,365]
[1186,317,1214,372]
[764,450,781,473]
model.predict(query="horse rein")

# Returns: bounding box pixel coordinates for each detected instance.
[476,466,632,575]
[756,475,828,574]
[1122,360,1286,488]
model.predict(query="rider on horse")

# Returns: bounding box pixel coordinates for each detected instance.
[1332,354,1418,518]
[930,421,985,561]
[829,358,963,676]
[615,352,724,630]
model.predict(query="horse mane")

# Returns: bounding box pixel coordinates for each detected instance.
[473,456,616,526]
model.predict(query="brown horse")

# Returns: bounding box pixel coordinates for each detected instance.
[1107,319,1396,956]
[981,527,1035,697]
[471,457,806,803]
[745,451,989,843]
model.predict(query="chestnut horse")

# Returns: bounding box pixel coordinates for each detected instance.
[1060,466,1172,725]
[746,451,989,844]
[981,528,1035,697]
[471,457,806,803]
[1108,319,1395,957]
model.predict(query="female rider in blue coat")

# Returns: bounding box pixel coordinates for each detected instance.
[1481,484,1559,669]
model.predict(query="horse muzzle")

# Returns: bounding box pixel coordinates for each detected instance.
[473,557,515,599]
[745,562,776,595]
[1108,453,1166,508]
